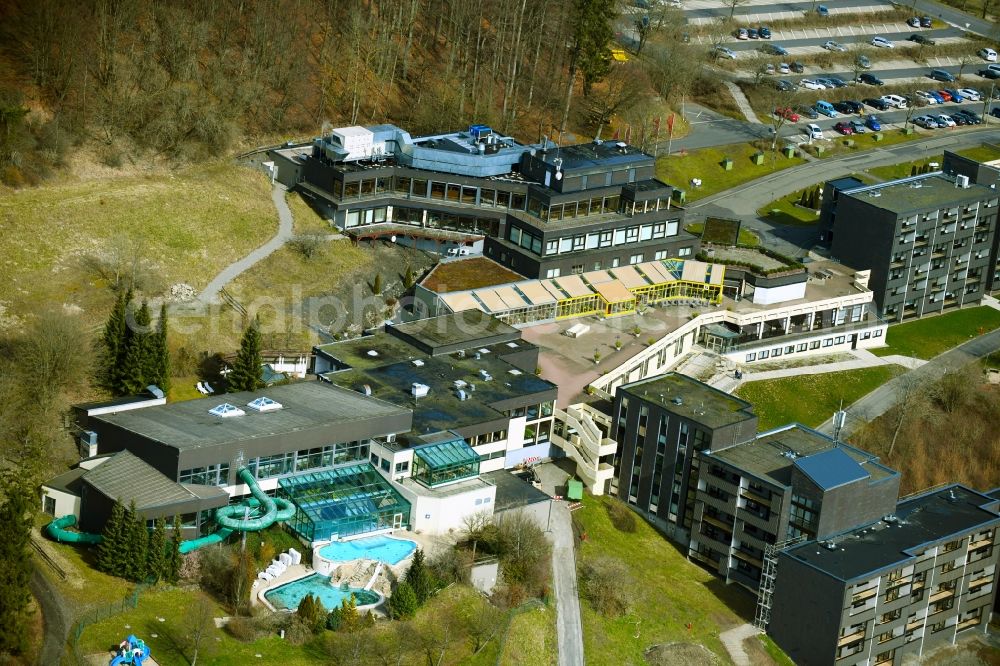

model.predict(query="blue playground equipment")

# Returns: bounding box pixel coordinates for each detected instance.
[46,467,295,554]
[110,635,149,666]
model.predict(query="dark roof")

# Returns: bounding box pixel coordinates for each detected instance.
[387,310,519,354]
[94,381,410,451]
[825,176,866,193]
[540,142,654,172]
[794,448,869,491]
[619,373,756,430]
[841,173,994,216]
[82,451,227,510]
[42,467,88,495]
[708,424,898,488]
[483,470,551,511]
[783,485,1000,582]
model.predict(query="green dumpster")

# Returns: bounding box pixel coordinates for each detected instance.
[567,479,584,501]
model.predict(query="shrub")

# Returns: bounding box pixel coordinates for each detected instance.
[581,556,632,617]
[387,581,418,620]
[604,500,637,533]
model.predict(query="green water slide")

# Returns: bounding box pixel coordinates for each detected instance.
[46,468,294,554]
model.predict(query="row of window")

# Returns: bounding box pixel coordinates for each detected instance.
[179,463,231,486]
[251,441,371,480]
[542,248,692,279]
[508,220,682,258]
[744,329,883,362]
[343,205,501,237]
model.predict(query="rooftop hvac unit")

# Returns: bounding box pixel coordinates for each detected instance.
[360,384,372,396]
[81,430,98,446]
[411,383,430,398]
[456,389,468,401]
[671,397,683,405]
[412,359,425,367]
[956,174,970,188]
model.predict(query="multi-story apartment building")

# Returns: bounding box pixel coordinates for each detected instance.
[941,149,1000,290]
[770,484,1000,666]
[820,171,1000,321]
[270,124,698,279]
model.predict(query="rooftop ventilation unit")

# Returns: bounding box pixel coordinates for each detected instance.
[209,403,245,418]
[454,380,468,389]
[671,397,683,405]
[456,350,466,358]
[508,368,523,375]
[412,359,425,367]
[366,350,379,357]
[246,397,283,412]
[883,514,899,524]
[456,389,468,401]
[823,541,838,551]
[478,348,491,354]
[360,384,372,396]
[956,174,970,188]
[411,383,430,398]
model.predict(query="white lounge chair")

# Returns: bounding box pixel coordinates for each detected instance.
[204,382,215,394]
[196,382,208,395]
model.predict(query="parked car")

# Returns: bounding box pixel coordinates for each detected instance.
[981,48,998,62]
[957,88,982,101]
[935,114,957,127]
[823,76,849,88]
[849,120,868,133]
[736,28,749,40]
[864,97,890,110]
[882,94,908,109]
[929,69,956,82]
[778,62,791,74]
[774,106,800,122]
[926,90,946,103]
[762,44,789,56]
[907,16,921,27]
[979,68,1000,79]
[823,40,847,52]
[805,123,824,139]
[800,79,826,90]
[858,73,884,86]
[913,115,939,128]
[833,121,855,135]
[748,28,759,39]
[855,54,871,69]
[909,34,936,45]
[764,63,776,75]
[834,100,863,114]
[871,37,894,48]
[990,107,1000,118]
[944,88,964,102]
[775,79,796,91]
[920,16,933,27]
[815,100,838,117]
[866,115,883,131]
[791,61,805,73]
[936,89,953,102]
[916,90,939,104]
[956,109,982,123]
[759,26,772,39]
[817,4,829,16]
[796,105,820,119]
[949,113,969,125]
[715,46,738,59]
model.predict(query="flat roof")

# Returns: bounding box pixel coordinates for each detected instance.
[842,173,995,215]
[708,424,897,488]
[95,382,409,451]
[619,373,756,430]
[420,257,525,293]
[82,451,228,509]
[783,485,1000,581]
[484,469,551,511]
[388,310,519,352]
[540,141,654,172]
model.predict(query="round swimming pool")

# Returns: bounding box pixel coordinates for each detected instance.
[318,534,417,565]
[263,574,381,611]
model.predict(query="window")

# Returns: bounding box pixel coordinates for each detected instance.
[546,268,561,278]
[630,254,643,265]
[746,353,756,362]
[835,336,845,344]
[666,220,679,236]
[395,461,409,473]
[678,247,692,257]
[43,496,56,516]
[810,340,821,350]
[572,264,584,274]
[758,350,769,360]
[546,240,558,255]
[599,230,613,247]
[796,343,808,352]
[654,250,668,261]
[431,181,446,199]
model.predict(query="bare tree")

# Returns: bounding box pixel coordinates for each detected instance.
[764,87,801,158]
[725,0,750,19]
[957,53,978,80]
[181,597,217,666]
[902,89,929,129]
[288,232,325,260]
[885,373,927,458]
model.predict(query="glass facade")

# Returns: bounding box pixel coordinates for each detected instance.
[278,463,411,542]
[411,438,481,487]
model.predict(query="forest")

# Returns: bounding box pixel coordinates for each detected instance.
[0,0,707,186]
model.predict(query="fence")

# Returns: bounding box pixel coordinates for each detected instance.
[69,583,150,663]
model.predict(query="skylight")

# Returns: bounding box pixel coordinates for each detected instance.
[208,403,245,418]
[246,396,283,412]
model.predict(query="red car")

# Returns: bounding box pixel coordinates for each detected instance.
[833,121,855,135]
[774,106,801,122]
[937,90,953,102]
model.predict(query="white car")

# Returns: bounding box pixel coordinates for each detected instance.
[778,62,791,74]
[980,48,998,62]
[800,79,826,90]
[737,28,749,40]
[881,94,908,109]
[916,90,939,104]
[823,40,847,51]
[935,114,957,127]
[957,88,982,101]
[871,37,894,48]
[715,46,738,60]
[805,123,824,140]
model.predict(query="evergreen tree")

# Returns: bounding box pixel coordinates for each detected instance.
[0,472,33,655]
[387,580,418,620]
[164,515,183,584]
[121,301,153,395]
[297,594,325,633]
[372,273,383,295]
[149,303,170,393]
[798,189,809,206]
[338,594,361,633]
[97,499,127,576]
[403,265,415,289]
[102,289,131,393]
[228,319,263,392]
[404,548,433,605]
[146,517,167,583]
[124,501,149,582]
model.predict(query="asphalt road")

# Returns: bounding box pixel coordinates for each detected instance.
[779,64,998,86]
[680,0,891,20]
[911,0,999,37]
[549,501,585,666]
[723,26,962,51]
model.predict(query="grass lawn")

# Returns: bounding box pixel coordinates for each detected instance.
[756,193,820,226]
[736,366,903,430]
[0,161,276,326]
[575,494,756,666]
[286,191,333,235]
[954,144,1000,163]
[805,129,925,159]
[499,604,557,666]
[759,635,796,666]
[656,143,805,202]
[684,222,761,246]
[871,306,1000,359]
[864,155,943,182]
[422,256,524,293]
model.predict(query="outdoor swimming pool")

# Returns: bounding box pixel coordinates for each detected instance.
[264,574,381,611]
[318,534,417,565]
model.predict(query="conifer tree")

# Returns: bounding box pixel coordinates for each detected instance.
[102,289,131,393]
[798,189,809,207]
[372,273,383,295]
[97,499,127,575]
[151,303,170,393]
[165,515,183,583]
[404,548,434,604]
[146,517,167,583]
[0,472,33,655]
[228,319,263,392]
[338,594,361,632]
[387,580,418,620]
[121,301,152,395]
[124,500,149,582]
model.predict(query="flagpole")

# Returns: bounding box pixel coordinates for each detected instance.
[653,116,661,158]
[666,114,675,157]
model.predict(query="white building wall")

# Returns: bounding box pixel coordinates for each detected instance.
[396,483,496,534]
[751,282,807,304]
[40,487,81,519]
[505,416,529,451]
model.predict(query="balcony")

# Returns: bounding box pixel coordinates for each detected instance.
[837,628,866,648]
[929,588,955,603]
[701,513,734,532]
[732,548,763,568]
[957,616,982,631]
[553,407,618,494]
[740,487,772,505]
